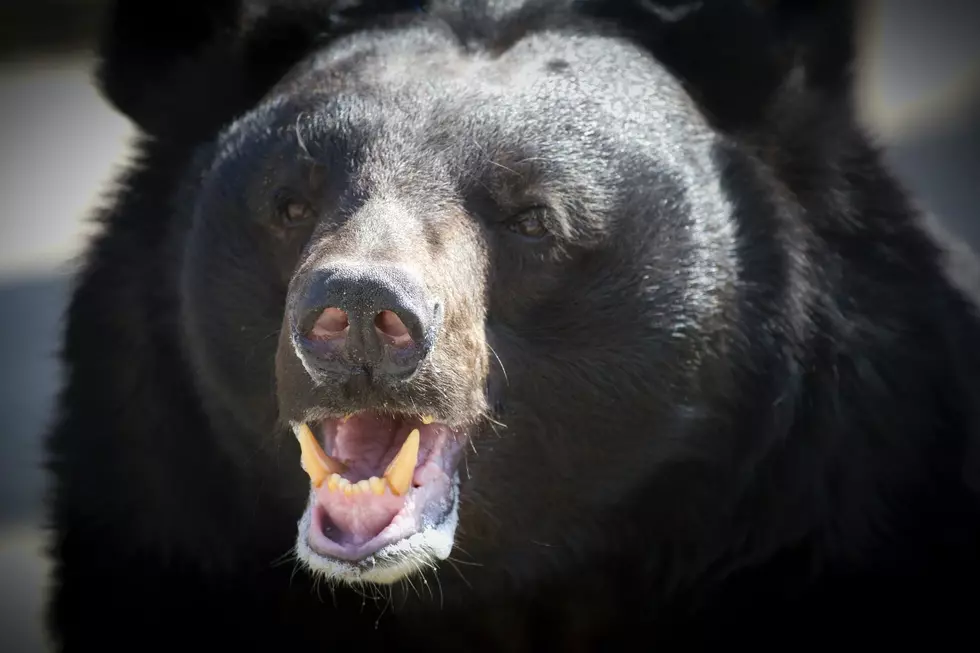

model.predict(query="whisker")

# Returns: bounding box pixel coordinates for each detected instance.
[487,343,509,385]
[446,558,474,589]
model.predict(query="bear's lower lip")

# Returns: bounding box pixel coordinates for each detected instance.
[290,413,467,570]
[301,471,460,565]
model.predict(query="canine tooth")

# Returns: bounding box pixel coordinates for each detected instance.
[421,415,434,425]
[383,428,419,496]
[369,476,386,495]
[297,424,328,487]
[296,423,347,488]
[341,479,353,495]
[356,480,371,494]
[300,454,327,488]
[341,414,352,423]
[327,473,341,492]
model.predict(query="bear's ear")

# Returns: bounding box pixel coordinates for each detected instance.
[585,0,859,131]
[95,0,423,137]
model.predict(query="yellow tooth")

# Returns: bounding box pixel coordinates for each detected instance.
[297,423,328,487]
[341,413,353,423]
[297,423,347,488]
[326,473,341,492]
[369,476,386,495]
[300,457,326,488]
[341,479,353,495]
[356,480,371,494]
[383,428,419,496]
[421,415,435,425]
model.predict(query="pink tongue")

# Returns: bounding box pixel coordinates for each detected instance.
[314,413,419,544]
[315,486,406,545]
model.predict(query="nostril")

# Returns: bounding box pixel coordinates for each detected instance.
[374,310,413,348]
[310,307,348,340]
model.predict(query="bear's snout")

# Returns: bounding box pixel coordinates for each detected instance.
[288,262,443,382]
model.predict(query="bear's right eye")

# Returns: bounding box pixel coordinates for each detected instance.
[506,207,550,240]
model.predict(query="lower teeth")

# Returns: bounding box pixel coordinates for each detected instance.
[328,473,390,496]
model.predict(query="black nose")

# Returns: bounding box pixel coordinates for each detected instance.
[290,263,442,380]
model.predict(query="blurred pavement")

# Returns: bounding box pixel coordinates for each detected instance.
[0,53,135,653]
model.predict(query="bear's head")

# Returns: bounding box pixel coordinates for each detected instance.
[98,0,872,593]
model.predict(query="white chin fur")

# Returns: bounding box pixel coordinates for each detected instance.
[294,476,460,586]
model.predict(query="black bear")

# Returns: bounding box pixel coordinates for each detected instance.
[44,0,980,650]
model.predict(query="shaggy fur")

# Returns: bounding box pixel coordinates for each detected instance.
[44,0,980,650]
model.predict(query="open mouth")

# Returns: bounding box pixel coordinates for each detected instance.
[291,411,467,582]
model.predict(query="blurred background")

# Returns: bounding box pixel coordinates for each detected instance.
[0,1,978,651]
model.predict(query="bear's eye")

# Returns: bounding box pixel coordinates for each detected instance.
[507,208,549,239]
[275,193,315,229]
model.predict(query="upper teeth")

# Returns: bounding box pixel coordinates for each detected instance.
[295,423,420,497]
[340,412,434,424]
[383,427,419,496]
[297,422,347,488]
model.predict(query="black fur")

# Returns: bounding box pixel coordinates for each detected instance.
[45,0,980,650]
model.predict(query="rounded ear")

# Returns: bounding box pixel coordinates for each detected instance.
[95,0,248,136]
[95,0,425,138]
[583,0,859,131]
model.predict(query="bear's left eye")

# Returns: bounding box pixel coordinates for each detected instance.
[275,193,315,229]
[507,208,549,239]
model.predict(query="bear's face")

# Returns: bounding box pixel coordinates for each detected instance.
[179,18,745,588]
